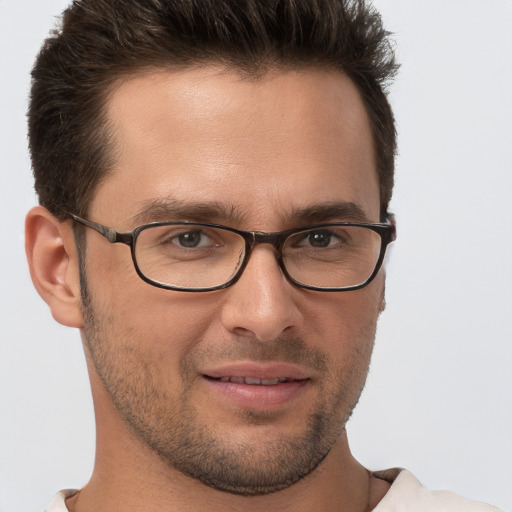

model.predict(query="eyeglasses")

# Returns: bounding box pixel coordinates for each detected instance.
[68,213,396,292]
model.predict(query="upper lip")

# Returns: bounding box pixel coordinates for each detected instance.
[202,362,310,381]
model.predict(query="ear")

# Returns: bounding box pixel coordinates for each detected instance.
[25,206,84,328]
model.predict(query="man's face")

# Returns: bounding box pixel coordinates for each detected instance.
[81,66,383,495]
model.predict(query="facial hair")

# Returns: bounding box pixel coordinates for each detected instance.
[79,269,375,496]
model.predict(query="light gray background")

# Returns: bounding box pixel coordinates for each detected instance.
[1,1,511,511]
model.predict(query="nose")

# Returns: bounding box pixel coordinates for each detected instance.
[219,245,304,341]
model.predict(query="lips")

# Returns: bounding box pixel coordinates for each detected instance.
[201,363,310,409]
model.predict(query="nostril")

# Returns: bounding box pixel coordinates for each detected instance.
[232,327,256,338]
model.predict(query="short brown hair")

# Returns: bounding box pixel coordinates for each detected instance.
[29,0,398,220]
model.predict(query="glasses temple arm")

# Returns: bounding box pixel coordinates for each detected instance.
[66,212,121,243]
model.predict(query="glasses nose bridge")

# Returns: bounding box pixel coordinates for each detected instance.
[247,231,288,256]
[237,230,289,283]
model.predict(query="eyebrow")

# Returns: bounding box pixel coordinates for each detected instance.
[131,197,248,225]
[287,202,371,224]
[131,197,371,227]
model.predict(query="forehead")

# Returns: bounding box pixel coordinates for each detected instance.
[93,66,379,228]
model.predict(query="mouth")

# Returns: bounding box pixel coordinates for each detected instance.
[201,363,311,409]
[206,376,300,385]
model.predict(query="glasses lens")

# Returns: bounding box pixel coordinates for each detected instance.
[283,226,382,289]
[134,224,246,289]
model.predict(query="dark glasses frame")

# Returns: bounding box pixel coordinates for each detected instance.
[67,212,396,292]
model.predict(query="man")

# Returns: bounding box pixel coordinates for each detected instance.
[22,0,504,510]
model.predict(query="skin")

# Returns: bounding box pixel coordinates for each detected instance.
[26,66,391,511]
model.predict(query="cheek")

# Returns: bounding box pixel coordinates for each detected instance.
[309,284,383,331]
[304,277,384,359]
[83,286,222,401]
[87,270,223,365]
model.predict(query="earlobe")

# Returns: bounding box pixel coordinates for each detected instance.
[25,206,84,328]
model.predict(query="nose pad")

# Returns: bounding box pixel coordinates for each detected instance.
[219,245,303,341]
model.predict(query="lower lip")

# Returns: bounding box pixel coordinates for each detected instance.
[203,377,309,410]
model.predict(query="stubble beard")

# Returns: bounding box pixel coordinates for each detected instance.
[79,273,374,496]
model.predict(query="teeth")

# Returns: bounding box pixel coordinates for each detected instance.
[215,376,291,385]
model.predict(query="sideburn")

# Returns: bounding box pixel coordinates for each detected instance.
[73,223,92,310]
